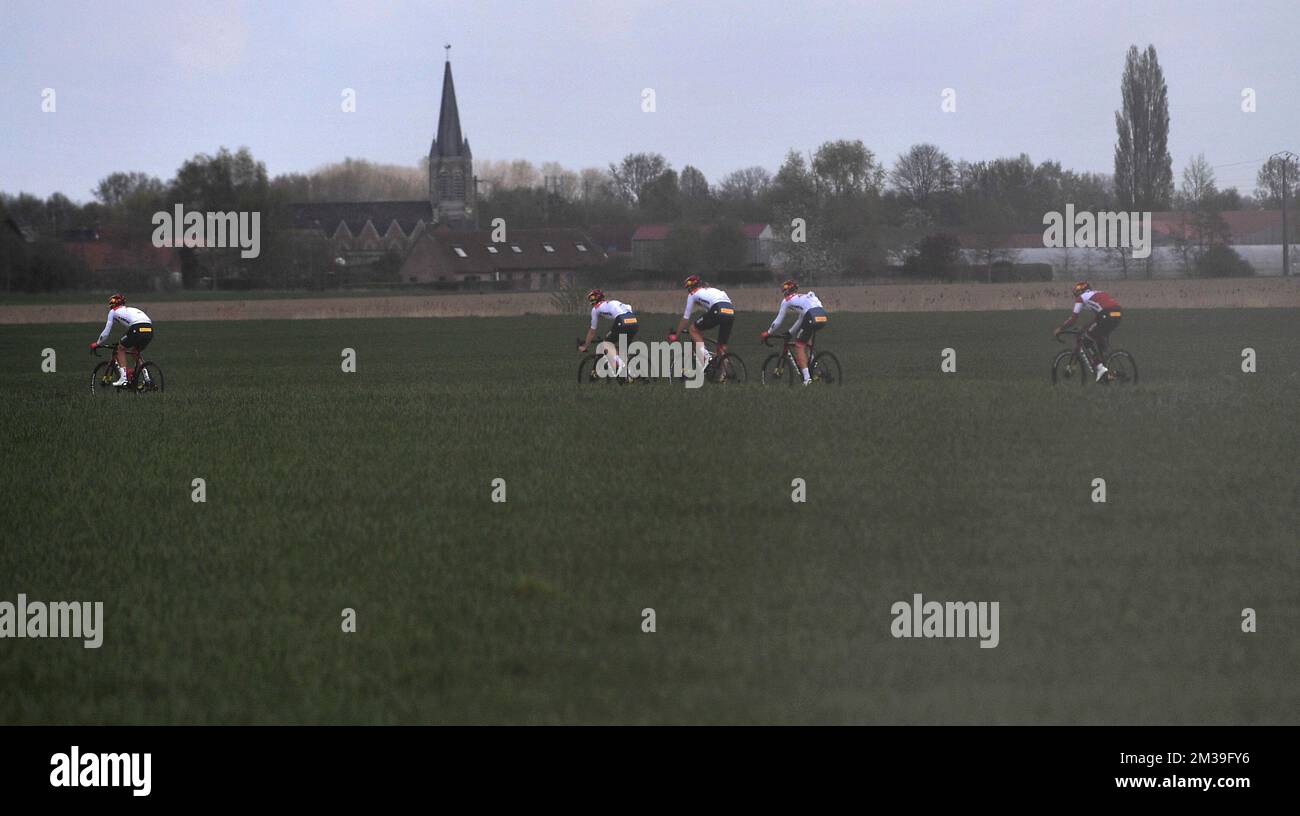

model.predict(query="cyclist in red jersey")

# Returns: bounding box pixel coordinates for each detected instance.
[1054,281,1122,382]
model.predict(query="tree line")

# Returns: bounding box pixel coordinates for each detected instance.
[3,45,1297,291]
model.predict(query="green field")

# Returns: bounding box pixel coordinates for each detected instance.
[2,309,1297,724]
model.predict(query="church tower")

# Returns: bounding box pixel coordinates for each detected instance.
[429,56,476,229]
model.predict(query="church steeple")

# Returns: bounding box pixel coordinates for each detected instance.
[429,52,475,228]
[433,61,465,158]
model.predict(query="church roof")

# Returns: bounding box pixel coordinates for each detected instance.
[290,201,431,235]
[432,61,468,158]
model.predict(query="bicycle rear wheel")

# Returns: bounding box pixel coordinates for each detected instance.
[760,353,793,386]
[135,362,164,393]
[709,353,746,384]
[1103,351,1138,385]
[810,351,841,385]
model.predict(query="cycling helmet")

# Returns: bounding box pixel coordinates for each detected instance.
[781,279,799,297]
[683,275,702,291]
[587,288,605,306]
[108,293,126,308]
[1072,281,1090,296]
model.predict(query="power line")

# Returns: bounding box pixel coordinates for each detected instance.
[1208,157,1268,170]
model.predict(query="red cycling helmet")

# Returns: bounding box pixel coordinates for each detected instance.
[683,275,702,291]
[587,288,605,306]
[1072,281,1090,296]
[781,279,799,297]
[108,293,126,308]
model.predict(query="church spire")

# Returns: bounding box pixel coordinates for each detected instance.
[428,51,475,229]
[433,58,466,158]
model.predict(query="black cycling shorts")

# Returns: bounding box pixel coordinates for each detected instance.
[604,313,640,344]
[793,308,829,343]
[694,302,735,345]
[121,323,154,351]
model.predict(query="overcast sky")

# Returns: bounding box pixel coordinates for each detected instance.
[3,0,1297,201]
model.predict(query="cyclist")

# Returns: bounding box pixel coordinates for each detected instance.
[668,275,735,370]
[89,293,154,387]
[578,288,639,377]
[759,279,829,386]
[1054,281,1121,382]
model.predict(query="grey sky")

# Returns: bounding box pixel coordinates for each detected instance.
[3,0,1297,201]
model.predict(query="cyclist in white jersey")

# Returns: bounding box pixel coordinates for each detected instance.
[759,279,830,385]
[668,274,735,369]
[89,293,154,387]
[579,289,639,377]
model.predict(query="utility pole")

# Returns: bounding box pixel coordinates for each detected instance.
[1271,151,1297,276]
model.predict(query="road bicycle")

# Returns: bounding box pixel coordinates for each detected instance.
[1051,329,1137,386]
[91,343,164,394]
[760,333,842,386]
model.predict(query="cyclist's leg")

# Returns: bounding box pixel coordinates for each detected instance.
[690,312,714,368]
[714,304,735,356]
[791,314,813,378]
[1076,325,1095,367]
[1094,314,1118,358]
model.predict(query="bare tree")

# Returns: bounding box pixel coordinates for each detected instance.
[717,166,771,202]
[890,144,954,206]
[609,153,670,204]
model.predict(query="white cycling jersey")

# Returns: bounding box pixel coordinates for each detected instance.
[682,287,732,320]
[590,299,634,331]
[767,291,824,334]
[97,305,152,344]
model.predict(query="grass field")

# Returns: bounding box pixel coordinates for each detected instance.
[2,308,1297,724]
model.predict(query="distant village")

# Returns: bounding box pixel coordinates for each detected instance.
[2,52,1295,294]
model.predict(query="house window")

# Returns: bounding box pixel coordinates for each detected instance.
[542,243,555,253]
[510,245,523,253]
[486,245,499,254]
[452,245,468,258]
[575,243,588,252]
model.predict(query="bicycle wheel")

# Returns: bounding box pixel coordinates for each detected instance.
[1103,351,1138,385]
[709,353,746,384]
[760,353,793,386]
[135,362,164,393]
[1051,350,1088,386]
[810,351,842,385]
[578,354,601,383]
[91,362,118,395]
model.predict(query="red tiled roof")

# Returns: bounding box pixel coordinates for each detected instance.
[63,237,179,273]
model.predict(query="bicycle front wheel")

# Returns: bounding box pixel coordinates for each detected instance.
[91,362,117,395]
[1051,350,1087,386]
[760,353,793,386]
